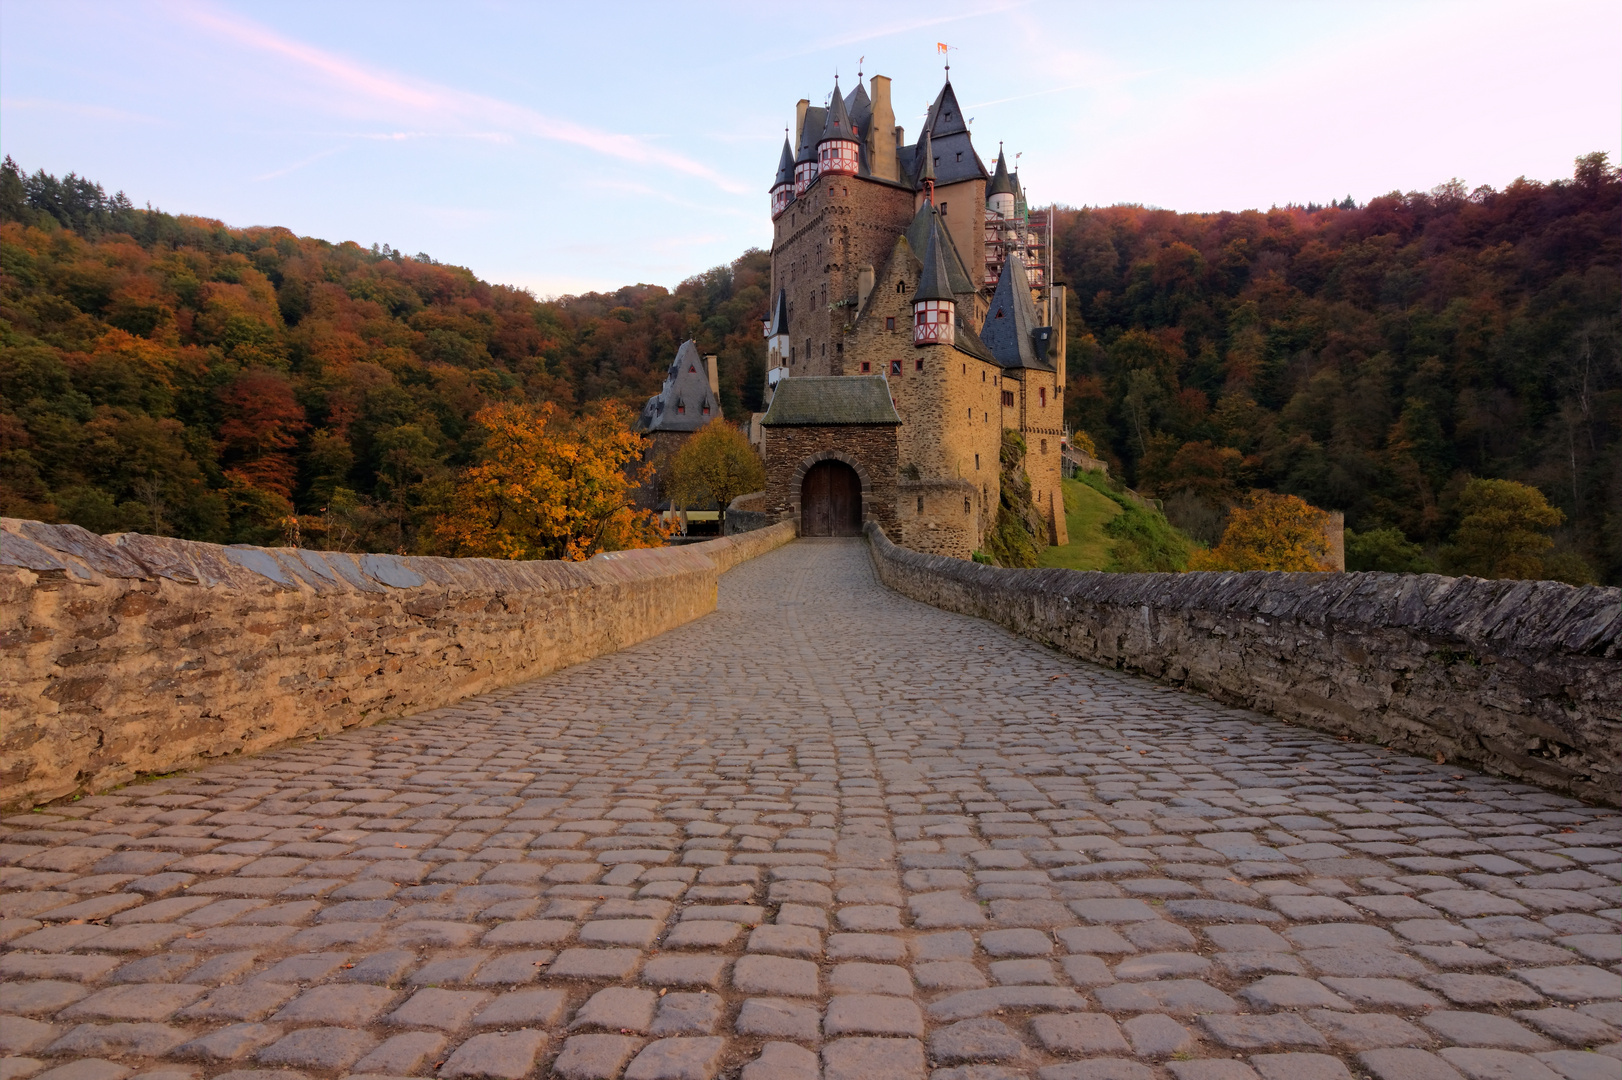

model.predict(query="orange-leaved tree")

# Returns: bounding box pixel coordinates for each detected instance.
[435,400,668,561]
[1189,490,1334,572]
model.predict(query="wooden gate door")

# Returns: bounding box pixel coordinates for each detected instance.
[801,460,863,536]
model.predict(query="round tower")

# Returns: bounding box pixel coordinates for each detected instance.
[987,145,1015,221]
[817,80,860,177]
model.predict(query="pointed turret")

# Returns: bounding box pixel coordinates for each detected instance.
[764,288,790,397]
[767,287,790,338]
[987,145,1015,222]
[771,137,795,217]
[911,78,987,187]
[912,213,956,347]
[981,255,1054,372]
[818,79,860,176]
[794,105,825,195]
[917,128,935,190]
[988,147,1014,196]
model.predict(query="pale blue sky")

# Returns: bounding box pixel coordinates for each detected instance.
[3,0,1617,296]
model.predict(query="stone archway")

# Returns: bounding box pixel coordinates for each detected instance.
[800,459,863,536]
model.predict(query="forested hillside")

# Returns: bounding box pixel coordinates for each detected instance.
[1054,153,1620,581]
[2,153,1617,580]
[0,157,770,552]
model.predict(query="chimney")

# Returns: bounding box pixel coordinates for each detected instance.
[794,99,810,150]
[857,265,875,311]
[704,354,720,397]
[895,125,905,149]
[869,75,897,181]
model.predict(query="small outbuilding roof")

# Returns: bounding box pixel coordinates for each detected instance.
[760,376,902,427]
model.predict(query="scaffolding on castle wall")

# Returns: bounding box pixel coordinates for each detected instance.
[984,201,1049,290]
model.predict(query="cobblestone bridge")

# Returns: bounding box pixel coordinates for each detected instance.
[3,540,1619,1080]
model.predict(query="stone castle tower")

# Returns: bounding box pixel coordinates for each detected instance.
[757,70,1068,559]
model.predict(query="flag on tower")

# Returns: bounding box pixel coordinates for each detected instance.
[937,42,948,53]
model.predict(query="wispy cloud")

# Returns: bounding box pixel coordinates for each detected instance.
[0,97,163,125]
[252,144,347,182]
[166,0,749,193]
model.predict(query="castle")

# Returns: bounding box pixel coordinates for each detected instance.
[753,69,1069,558]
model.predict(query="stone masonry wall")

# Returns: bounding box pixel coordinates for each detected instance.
[866,522,1622,805]
[772,174,915,379]
[760,424,899,538]
[0,518,796,808]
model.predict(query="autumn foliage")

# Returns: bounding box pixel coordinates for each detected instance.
[1057,153,1619,582]
[433,400,667,561]
[1440,477,1567,581]
[0,156,772,553]
[662,419,765,522]
[4,152,1618,582]
[1188,490,1333,572]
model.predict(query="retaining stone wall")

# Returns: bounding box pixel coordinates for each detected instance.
[866,522,1622,806]
[0,518,796,808]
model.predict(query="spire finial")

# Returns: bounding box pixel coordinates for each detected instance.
[858,56,864,80]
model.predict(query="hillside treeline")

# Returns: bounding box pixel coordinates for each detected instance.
[0,156,769,551]
[1054,153,1620,582]
[3,153,1617,581]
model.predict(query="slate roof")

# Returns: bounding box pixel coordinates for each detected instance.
[821,80,857,144]
[988,147,1014,197]
[795,106,826,165]
[767,288,789,337]
[760,376,901,426]
[904,202,977,296]
[952,321,999,366]
[902,80,989,189]
[913,214,955,303]
[772,138,794,190]
[637,340,722,433]
[980,255,1055,372]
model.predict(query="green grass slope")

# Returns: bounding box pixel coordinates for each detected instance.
[1037,477,1123,571]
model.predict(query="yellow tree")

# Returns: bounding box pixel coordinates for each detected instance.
[435,400,667,561]
[1189,490,1333,572]
[662,419,766,527]
[1442,478,1563,580]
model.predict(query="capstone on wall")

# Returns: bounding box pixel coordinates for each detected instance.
[0,518,796,809]
[867,523,1622,806]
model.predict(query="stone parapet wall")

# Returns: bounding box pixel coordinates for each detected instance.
[0,518,796,808]
[866,522,1622,805]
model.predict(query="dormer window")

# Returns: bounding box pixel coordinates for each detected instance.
[676,400,685,415]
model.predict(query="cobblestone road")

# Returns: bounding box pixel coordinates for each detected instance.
[3,539,1620,1080]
